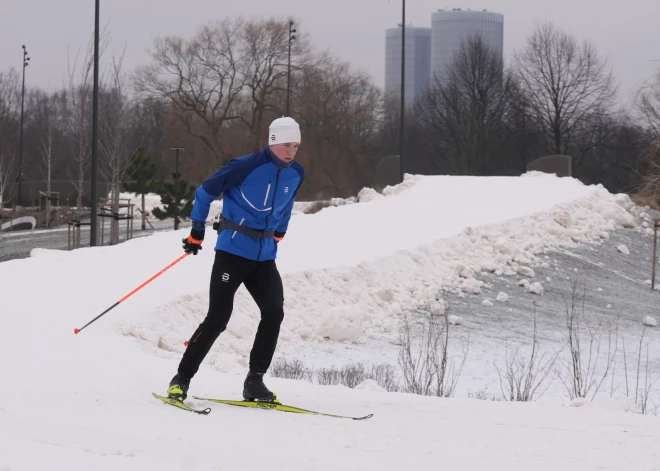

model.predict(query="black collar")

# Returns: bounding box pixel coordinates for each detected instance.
[265,146,293,170]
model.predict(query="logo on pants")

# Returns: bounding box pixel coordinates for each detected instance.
[222,273,230,282]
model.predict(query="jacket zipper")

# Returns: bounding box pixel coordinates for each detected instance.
[257,170,281,261]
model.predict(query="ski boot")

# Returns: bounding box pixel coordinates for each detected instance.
[243,371,277,403]
[168,373,190,401]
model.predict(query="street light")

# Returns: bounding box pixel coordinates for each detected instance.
[286,21,296,116]
[18,45,29,207]
[90,0,100,246]
[171,146,185,230]
[399,0,406,183]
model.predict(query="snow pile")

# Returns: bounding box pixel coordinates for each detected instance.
[517,279,544,294]
[448,314,463,325]
[429,299,449,316]
[517,266,535,277]
[643,316,657,327]
[527,282,544,295]
[460,277,483,294]
[354,379,386,392]
[317,305,365,342]
[357,187,385,203]
[290,197,357,216]
[106,191,165,215]
[114,173,645,369]
[617,244,630,255]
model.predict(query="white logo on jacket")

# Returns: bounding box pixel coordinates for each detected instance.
[284,187,289,194]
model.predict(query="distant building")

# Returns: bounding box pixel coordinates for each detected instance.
[384,25,431,108]
[430,9,504,80]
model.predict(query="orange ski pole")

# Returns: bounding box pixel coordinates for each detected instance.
[74,253,189,334]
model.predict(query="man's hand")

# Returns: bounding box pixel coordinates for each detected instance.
[182,225,205,255]
[274,231,285,243]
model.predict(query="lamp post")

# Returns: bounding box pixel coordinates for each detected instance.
[18,45,29,207]
[90,0,100,246]
[171,147,185,230]
[399,0,406,183]
[286,21,296,116]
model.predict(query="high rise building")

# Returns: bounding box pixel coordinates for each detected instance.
[384,25,431,108]
[430,9,504,80]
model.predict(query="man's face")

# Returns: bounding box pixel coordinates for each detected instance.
[270,142,300,163]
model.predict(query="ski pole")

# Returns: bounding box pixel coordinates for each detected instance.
[74,253,189,334]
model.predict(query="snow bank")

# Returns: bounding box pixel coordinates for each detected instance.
[118,174,643,369]
[106,191,165,215]
[354,379,386,391]
[317,305,365,342]
[617,244,630,255]
[643,316,657,327]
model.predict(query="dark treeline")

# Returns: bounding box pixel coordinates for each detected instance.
[1,18,659,208]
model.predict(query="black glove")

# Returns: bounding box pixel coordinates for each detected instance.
[274,231,286,243]
[182,225,205,255]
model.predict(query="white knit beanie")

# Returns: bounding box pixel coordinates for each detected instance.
[269,117,301,145]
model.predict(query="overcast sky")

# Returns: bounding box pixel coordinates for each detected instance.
[1,0,658,106]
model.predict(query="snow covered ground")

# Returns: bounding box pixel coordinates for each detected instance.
[2,172,660,470]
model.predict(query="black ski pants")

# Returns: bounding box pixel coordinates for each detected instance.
[177,250,285,379]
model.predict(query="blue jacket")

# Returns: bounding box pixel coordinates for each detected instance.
[190,146,305,261]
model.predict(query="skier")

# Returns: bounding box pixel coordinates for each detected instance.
[167,117,305,403]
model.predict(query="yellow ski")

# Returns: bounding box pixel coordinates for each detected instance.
[152,393,212,415]
[192,396,372,420]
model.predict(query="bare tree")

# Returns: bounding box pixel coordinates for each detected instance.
[398,311,437,396]
[636,68,660,140]
[398,290,467,397]
[135,18,382,197]
[236,18,313,151]
[0,150,16,210]
[632,140,660,207]
[494,303,560,401]
[416,35,512,175]
[567,107,647,194]
[135,18,246,166]
[294,53,382,198]
[31,90,63,223]
[629,69,660,206]
[620,328,660,415]
[237,18,289,151]
[100,50,141,244]
[64,28,109,208]
[0,69,20,208]
[557,272,620,400]
[513,22,616,156]
[571,109,622,172]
